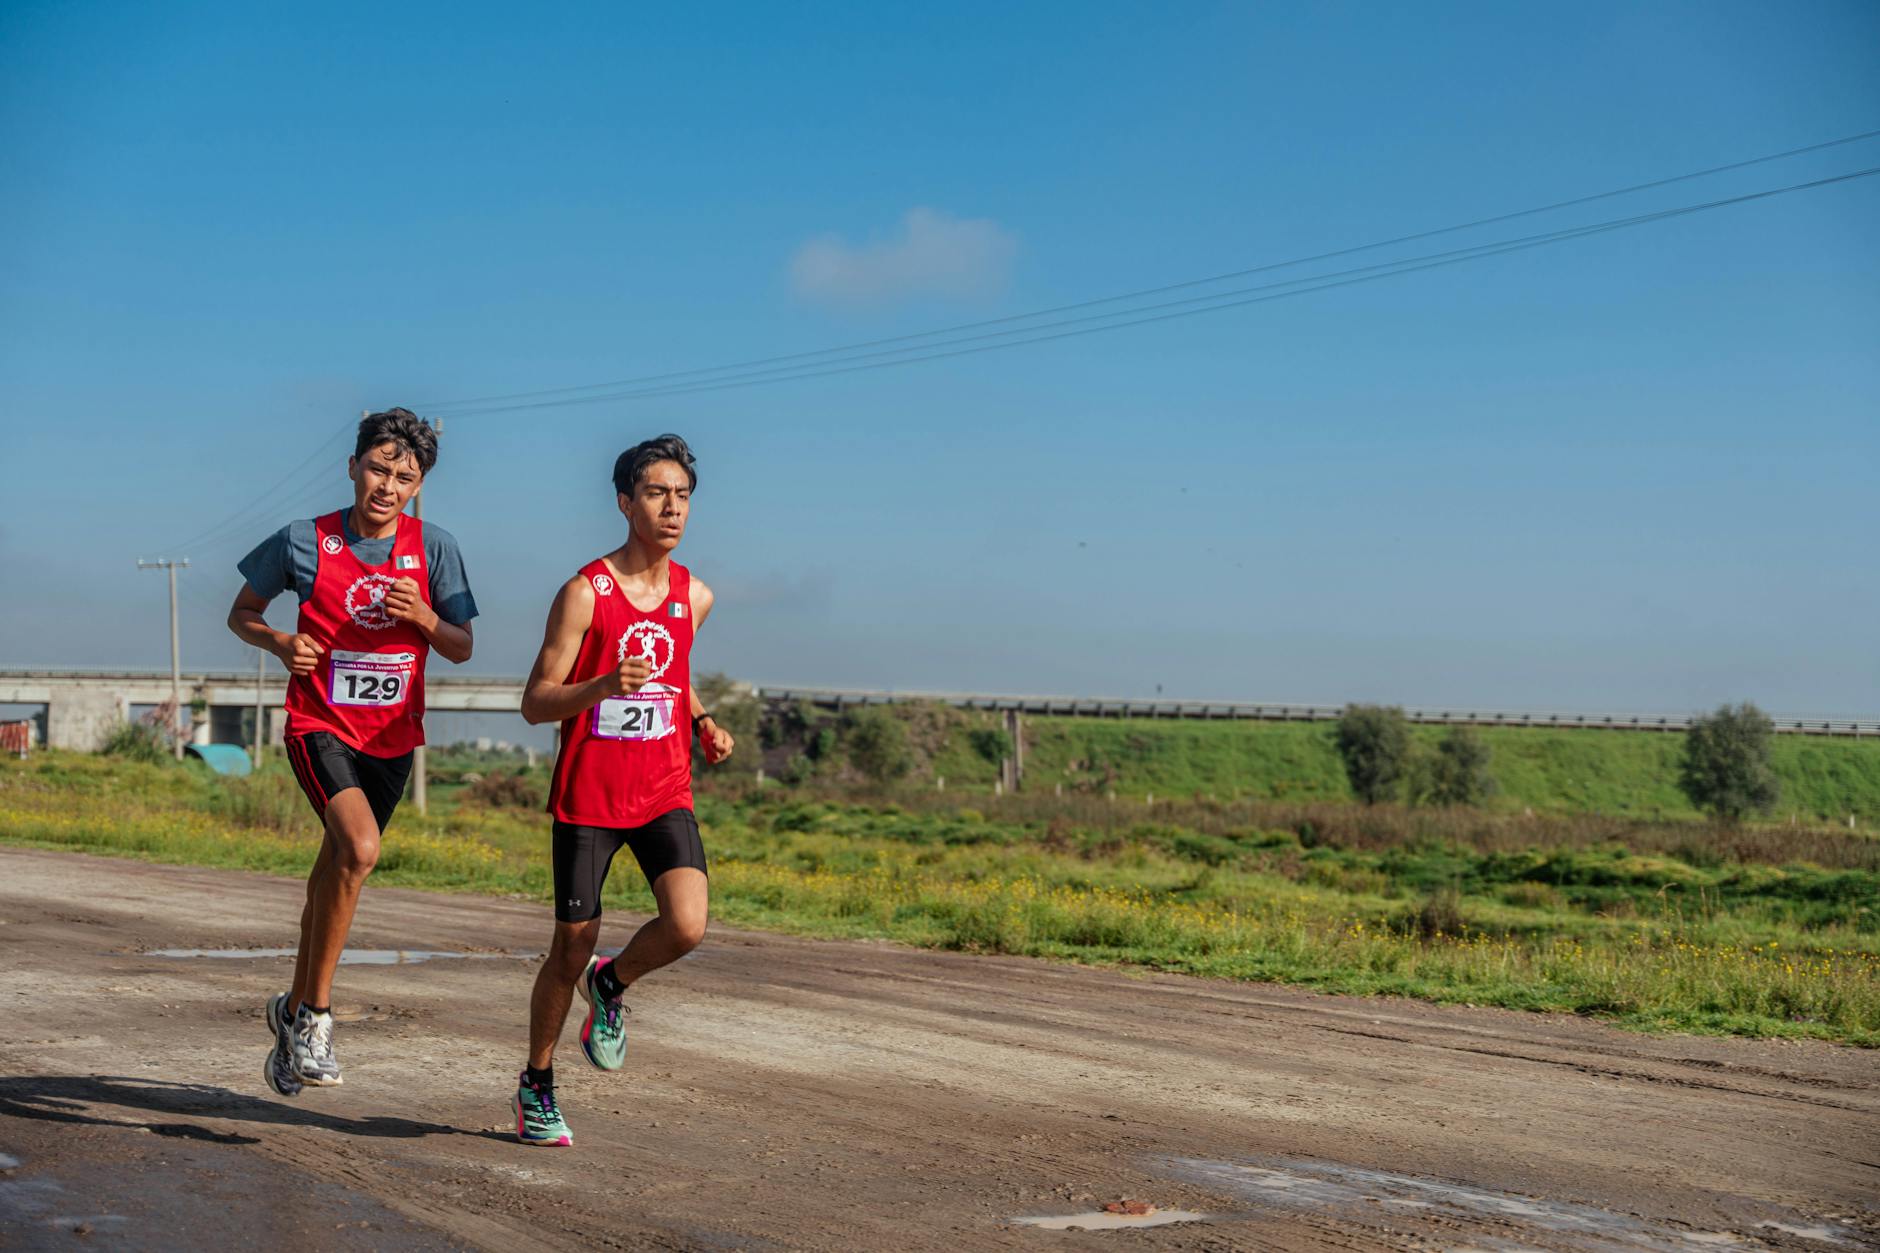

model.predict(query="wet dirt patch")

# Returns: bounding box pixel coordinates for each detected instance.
[1166,1156,1837,1250]
[144,947,537,965]
[1013,1209,1210,1231]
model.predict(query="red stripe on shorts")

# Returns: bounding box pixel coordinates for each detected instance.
[286,736,328,813]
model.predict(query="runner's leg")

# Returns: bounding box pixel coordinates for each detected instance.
[288,832,336,1013]
[607,866,708,989]
[527,920,601,1069]
[297,789,382,1010]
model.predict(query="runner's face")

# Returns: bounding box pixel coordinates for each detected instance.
[348,443,424,527]
[619,460,691,552]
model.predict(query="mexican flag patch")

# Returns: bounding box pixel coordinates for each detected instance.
[667,602,688,618]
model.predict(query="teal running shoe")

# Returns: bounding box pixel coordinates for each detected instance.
[514,1071,572,1147]
[578,957,629,1071]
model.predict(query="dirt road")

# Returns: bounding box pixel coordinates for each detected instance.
[0,847,1873,1251]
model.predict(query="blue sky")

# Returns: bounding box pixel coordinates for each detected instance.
[3,0,1877,736]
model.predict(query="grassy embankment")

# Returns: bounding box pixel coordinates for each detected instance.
[904,710,1880,820]
[2,749,1875,1046]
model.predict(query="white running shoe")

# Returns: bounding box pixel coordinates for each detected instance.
[291,1004,344,1086]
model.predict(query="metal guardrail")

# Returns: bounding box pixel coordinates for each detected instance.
[755,686,1880,737]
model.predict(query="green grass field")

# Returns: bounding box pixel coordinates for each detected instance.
[3,750,1874,1047]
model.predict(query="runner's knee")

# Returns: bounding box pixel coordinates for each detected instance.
[666,912,708,953]
[332,832,379,881]
[547,924,599,980]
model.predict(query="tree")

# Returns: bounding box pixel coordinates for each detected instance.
[1679,702,1779,821]
[1334,704,1411,805]
[1416,727,1496,807]
[843,706,912,783]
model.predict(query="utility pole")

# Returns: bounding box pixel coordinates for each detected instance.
[137,558,189,760]
[254,649,266,765]
[408,416,440,815]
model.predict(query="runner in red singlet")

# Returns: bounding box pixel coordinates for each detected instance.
[510,433,733,1147]
[227,409,476,1098]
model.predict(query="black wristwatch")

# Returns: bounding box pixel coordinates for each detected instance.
[693,712,714,732]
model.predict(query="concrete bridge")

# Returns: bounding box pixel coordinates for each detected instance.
[1,669,1873,750]
[0,669,529,750]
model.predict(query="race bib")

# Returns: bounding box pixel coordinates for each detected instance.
[593,691,677,741]
[329,649,416,707]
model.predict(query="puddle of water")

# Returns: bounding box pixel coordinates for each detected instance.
[0,1154,19,1170]
[1167,1157,1819,1251]
[144,948,537,965]
[1757,1221,1853,1246]
[1013,1210,1210,1231]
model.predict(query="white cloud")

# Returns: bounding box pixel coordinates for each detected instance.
[789,207,1017,308]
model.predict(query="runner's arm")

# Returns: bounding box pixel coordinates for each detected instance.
[686,578,734,762]
[227,584,325,676]
[520,576,648,725]
[382,578,474,664]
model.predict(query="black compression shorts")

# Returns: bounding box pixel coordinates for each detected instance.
[284,731,411,833]
[551,810,706,923]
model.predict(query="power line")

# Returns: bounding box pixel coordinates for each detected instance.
[429,165,1880,417]
[425,126,1880,415]
[160,424,351,554]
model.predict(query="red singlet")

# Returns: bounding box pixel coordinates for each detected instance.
[548,558,694,828]
[283,510,432,756]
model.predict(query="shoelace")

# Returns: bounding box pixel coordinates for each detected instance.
[529,1083,560,1120]
[308,1014,335,1062]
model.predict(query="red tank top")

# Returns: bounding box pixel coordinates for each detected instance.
[548,558,694,828]
[283,510,432,757]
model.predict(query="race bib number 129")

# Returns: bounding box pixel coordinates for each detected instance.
[593,693,676,741]
[329,650,417,707]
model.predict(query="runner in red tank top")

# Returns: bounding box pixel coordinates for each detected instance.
[509,434,734,1147]
[227,409,476,1099]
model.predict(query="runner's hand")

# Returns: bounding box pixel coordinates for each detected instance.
[702,721,734,764]
[602,655,652,697]
[382,577,431,626]
[279,634,325,676]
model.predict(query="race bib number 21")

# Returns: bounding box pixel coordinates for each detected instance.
[329,650,416,707]
[594,693,676,741]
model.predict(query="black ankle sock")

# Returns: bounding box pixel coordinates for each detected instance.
[593,959,626,1002]
[524,1065,554,1089]
[303,1004,330,1017]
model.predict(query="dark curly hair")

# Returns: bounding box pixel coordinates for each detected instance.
[355,408,438,475]
[613,434,697,496]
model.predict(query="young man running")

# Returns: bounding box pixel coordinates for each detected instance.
[512,433,733,1147]
[228,409,477,1097]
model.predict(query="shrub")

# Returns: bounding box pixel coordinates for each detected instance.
[844,707,912,783]
[102,721,167,765]
[967,727,1012,766]
[1334,705,1410,805]
[1415,728,1496,807]
[1411,888,1466,938]
[1679,702,1779,822]
[462,769,544,810]
[213,768,317,834]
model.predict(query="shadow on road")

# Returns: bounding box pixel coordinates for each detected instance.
[0,1074,491,1145]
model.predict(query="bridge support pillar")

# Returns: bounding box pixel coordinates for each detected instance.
[45,686,128,751]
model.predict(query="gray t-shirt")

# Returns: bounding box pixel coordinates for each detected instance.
[238,508,479,626]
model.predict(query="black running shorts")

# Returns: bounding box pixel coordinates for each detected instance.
[551,809,706,923]
[284,731,412,833]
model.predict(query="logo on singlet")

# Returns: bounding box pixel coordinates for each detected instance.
[321,535,344,556]
[592,574,614,596]
[343,573,399,630]
[616,620,675,681]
